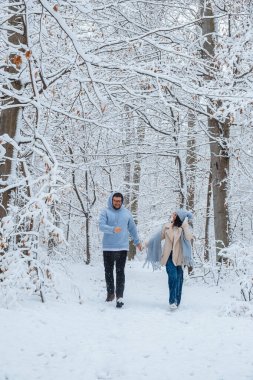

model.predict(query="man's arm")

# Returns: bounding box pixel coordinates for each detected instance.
[99,209,115,234]
[128,215,142,249]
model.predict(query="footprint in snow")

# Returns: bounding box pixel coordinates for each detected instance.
[96,370,112,379]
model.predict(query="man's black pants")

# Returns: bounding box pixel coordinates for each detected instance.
[103,251,127,298]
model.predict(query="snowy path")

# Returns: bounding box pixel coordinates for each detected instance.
[0,261,253,380]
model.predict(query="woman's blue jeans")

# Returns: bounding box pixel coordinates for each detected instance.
[166,254,184,306]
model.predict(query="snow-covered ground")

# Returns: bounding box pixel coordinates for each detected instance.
[1,260,253,380]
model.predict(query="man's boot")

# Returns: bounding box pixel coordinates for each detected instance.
[105,293,115,302]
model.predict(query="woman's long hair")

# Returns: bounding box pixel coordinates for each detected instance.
[173,215,182,227]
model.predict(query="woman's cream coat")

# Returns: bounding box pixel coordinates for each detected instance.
[160,219,193,266]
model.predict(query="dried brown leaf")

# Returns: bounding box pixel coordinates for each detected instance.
[12,55,22,68]
[25,50,32,59]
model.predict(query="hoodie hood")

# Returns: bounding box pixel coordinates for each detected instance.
[107,191,124,210]
[176,209,193,222]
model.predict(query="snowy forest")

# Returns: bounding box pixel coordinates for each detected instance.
[1,1,253,379]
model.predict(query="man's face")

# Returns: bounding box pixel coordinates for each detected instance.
[112,196,122,209]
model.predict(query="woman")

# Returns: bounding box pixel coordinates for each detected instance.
[145,208,193,310]
[160,210,193,310]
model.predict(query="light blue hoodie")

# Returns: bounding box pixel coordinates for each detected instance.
[99,192,140,251]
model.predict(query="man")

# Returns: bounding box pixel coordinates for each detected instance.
[99,191,142,308]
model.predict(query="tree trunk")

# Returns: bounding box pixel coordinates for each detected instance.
[186,110,197,211]
[204,166,212,261]
[69,147,91,264]
[208,114,230,257]
[201,1,230,260]
[123,107,135,260]
[128,123,145,260]
[85,169,91,265]
[170,108,185,207]
[0,2,27,218]
[185,109,197,275]
[123,106,132,209]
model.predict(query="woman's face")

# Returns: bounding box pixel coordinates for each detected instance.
[171,212,177,222]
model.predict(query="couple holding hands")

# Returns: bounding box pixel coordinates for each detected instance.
[99,191,193,309]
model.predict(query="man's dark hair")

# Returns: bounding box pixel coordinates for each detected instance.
[112,192,124,202]
[173,215,182,227]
